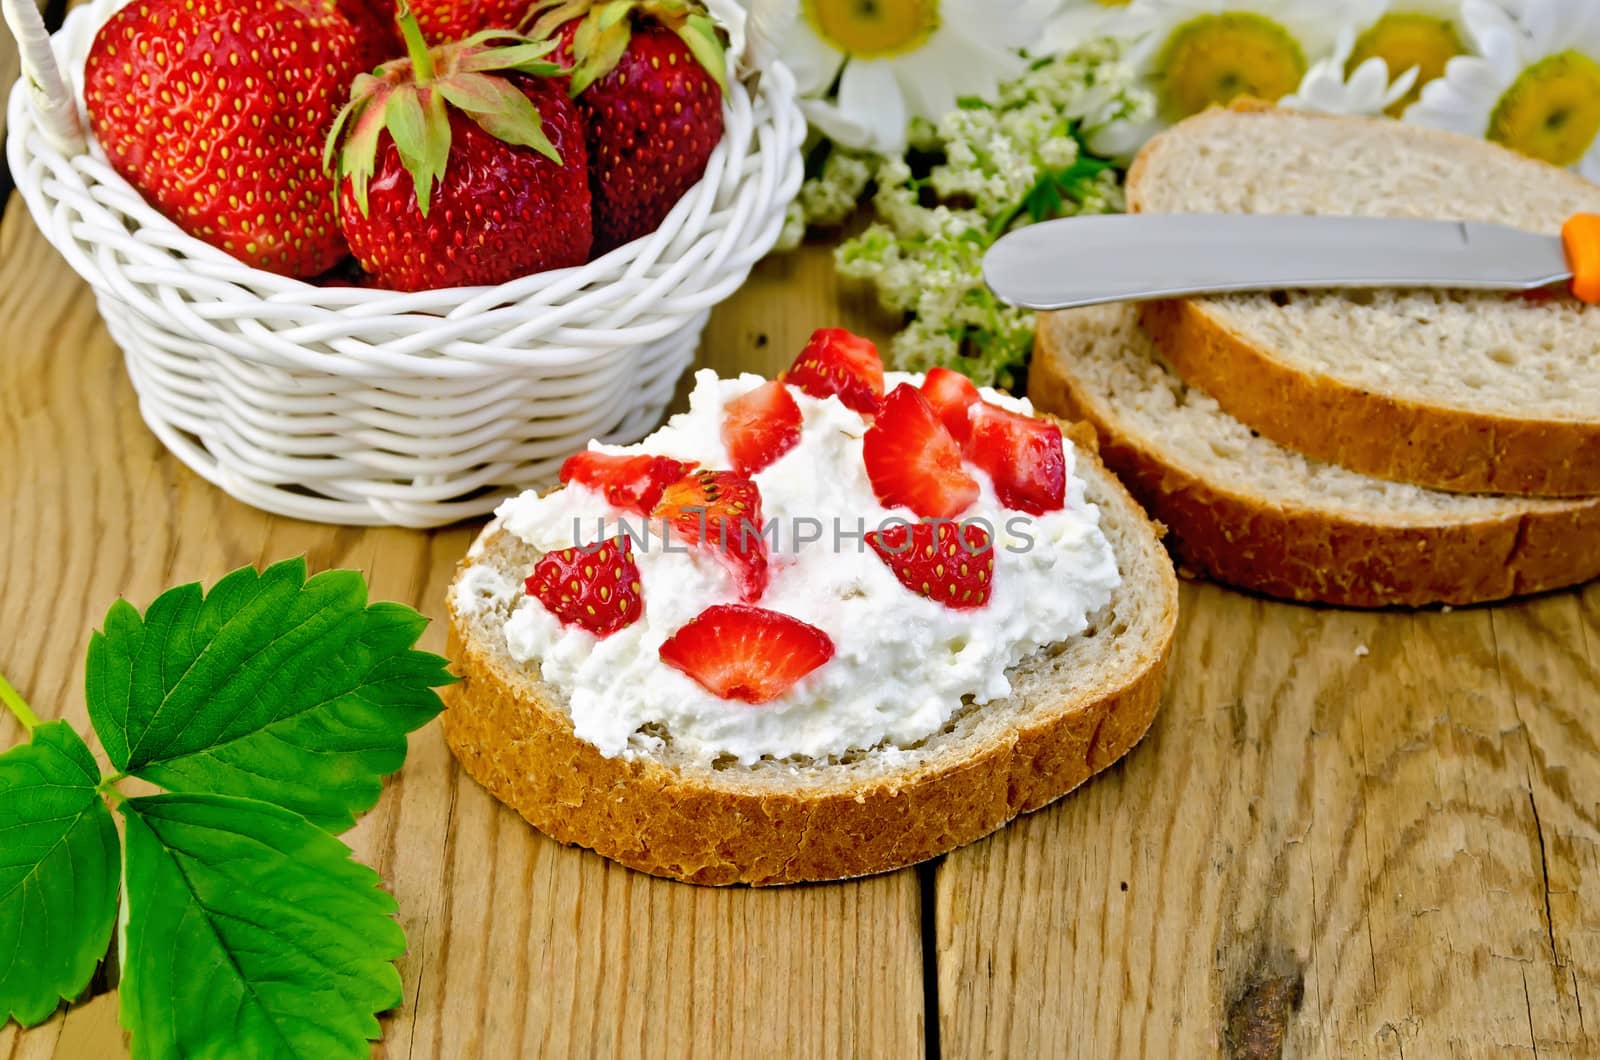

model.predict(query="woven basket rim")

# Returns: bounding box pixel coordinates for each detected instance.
[10,0,794,316]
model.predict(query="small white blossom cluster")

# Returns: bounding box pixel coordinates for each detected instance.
[780,43,1150,389]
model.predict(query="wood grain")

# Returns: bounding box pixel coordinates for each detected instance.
[1,140,1598,1060]
[0,205,923,1060]
[936,585,1600,1058]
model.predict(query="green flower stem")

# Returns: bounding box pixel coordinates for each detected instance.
[0,670,40,732]
[396,1,436,84]
[96,773,127,807]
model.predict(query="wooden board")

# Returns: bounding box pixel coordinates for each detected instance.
[0,190,1596,1060]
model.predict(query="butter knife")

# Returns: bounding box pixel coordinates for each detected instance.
[982,213,1597,311]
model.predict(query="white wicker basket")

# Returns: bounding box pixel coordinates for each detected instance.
[3,0,804,527]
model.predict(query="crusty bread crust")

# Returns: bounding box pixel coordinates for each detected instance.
[441,454,1177,886]
[1138,298,1600,498]
[1032,314,1600,607]
[1126,103,1600,498]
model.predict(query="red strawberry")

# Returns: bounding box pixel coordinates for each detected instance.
[866,521,995,612]
[786,328,885,415]
[722,381,802,476]
[560,451,694,514]
[327,12,592,291]
[920,367,981,445]
[653,469,768,601]
[408,0,533,43]
[533,0,728,251]
[966,403,1067,515]
[658,605,834,703]
[83,0,364,278]
[525,537,643,637]
[863,384,979,520]
[338,0,405,71]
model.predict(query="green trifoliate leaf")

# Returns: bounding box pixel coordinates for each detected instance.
[438,73,561,163]
[119,794,404,1060]
[0,721,119,1027]
[86,558,452,833]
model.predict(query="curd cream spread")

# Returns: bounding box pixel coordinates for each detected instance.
[455,369,1122,765]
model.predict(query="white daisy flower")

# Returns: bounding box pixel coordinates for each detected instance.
[1329,0,1475,115]
[1041,0,1141,54]
[1281,25,1420,117]
[1406,0,1600,180]
[766,0,1053,155]
[1121,0,1347,123]
[1072,0,1347,156]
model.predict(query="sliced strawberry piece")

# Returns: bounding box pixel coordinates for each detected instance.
[785,328,885,415]
[863,384,979,520]
[920,367,981,445]
[658,604,834,704]
[525,536,643,638]
[653,470,769,601]
[722,380,803,476]
[866,521,995,612]
[559,451,694,515]
[966,403,1067,515]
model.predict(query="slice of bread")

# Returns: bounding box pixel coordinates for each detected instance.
[1126,104,1600,497]
[1032,305,1600,607]
[442,452,1177,886]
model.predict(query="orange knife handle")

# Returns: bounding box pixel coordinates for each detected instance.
[1562,213,1600,304]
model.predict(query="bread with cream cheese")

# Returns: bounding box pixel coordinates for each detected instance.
[1032,304,1600,607]
[441,444,1177,886]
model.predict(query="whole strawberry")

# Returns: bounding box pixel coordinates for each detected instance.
[83,0,364,278]
[326,5,592,290]
[530,0,727,252]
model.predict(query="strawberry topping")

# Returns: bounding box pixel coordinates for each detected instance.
[658,604,834,704]
[525,537,643,637]
[866,521,995,611]
[722,380,803,476]
[920,367,982,446]
[653,470,769,601]
[863,384,979,520]
[966,403,1067,515]
[785,329,885,415]
[560,451,694,515]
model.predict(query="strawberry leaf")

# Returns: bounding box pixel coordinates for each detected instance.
[676,13,728,94]
[334,87,392,216]
[571,10,633,95]
[437,73,561,163]
[0,722,119,1028]
[386,85,453,216]
[119,793,404,1059]
[455,37,563,75]
[86,559,452,833]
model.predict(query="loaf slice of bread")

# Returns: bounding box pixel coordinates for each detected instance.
[1032,305,1600,607]
[1126,104,1600,497]
[442,452,1177,886]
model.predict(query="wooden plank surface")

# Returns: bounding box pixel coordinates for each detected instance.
[1,172,1598,1060]
[0,205,924,1060]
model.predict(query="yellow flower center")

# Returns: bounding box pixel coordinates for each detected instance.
[803,0,940,59]
[1489,50,1600,168]
[1347,12,1467,116]
[1155,13,1307,122]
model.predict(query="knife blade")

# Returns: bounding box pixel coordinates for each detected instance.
[982,213,1574,311]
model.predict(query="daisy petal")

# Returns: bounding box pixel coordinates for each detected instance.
[835,59,909,154]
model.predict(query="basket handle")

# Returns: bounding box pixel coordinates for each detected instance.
[3,0,86,155]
